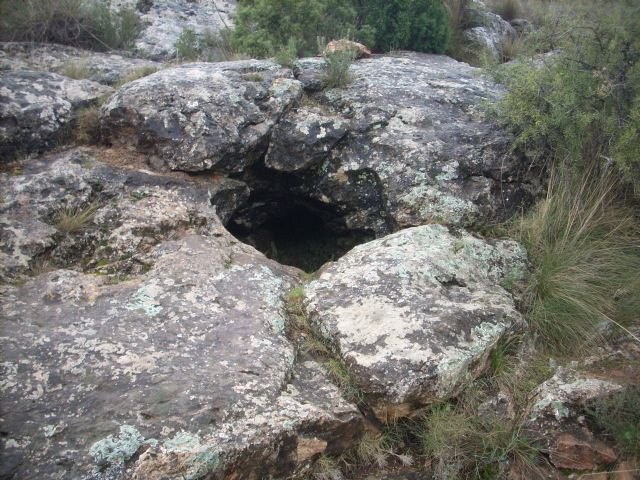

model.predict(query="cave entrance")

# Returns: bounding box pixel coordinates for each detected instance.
[226,197,372,273]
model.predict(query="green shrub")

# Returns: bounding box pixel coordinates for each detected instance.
[358,0,450,53]
[231,0,358,58]
[174,28,240,62]
[0,0,141,51]
[494,1,640,190]
[515,169,640,354]
[323,50,355,88]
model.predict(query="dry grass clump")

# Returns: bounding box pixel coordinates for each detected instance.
[53,202,99,233]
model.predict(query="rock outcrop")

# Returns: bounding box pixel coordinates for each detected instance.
[100,61,302,173]
[0,42,162,86]
[305,224,528,419]
[461,1,517,64]
[0,152,363,480]
[113,0,237,60]
[0,71,112,159]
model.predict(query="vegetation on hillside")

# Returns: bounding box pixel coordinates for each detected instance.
[0,0,140,51]
[231,0,450,57]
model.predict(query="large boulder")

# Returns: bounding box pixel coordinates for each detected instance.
[0,71,112,159]
[0,42,162,86]
[0,152,363,479]
[304,224,528,420]
[100,61,303,173]
[461,1,517,63]
[264,53,535,235]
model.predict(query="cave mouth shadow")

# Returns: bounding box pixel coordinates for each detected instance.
[226,197,372,273]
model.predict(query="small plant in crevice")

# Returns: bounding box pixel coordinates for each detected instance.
[325,358,363,404]
[115,65,159,88]
[74,105,102,145]
[274,37,298,69]
[323,50,356,89]
[175,27,200,61]
[61,59,92,79]
[53,203,99,233]
[586,389,640,459]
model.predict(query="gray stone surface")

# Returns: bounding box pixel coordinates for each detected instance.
[113,0,237,60]
[100,61,303,173]
[0,42,162,85]
[305,224,528,419]
[0,152,363,479]
[0,149,241,282]
[462,1,517,63]
[281,53,534,233]
[0,71,112,159]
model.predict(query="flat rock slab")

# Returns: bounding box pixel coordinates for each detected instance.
[305,224,528,419]
[0,71,112,159]
[100,61,302,172]
[0,42,162,85]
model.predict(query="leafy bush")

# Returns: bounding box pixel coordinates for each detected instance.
[231,0,358,57]
[515,169,640,353]
[494,0,640,190]
[358,0,450,53]
[323,50,355,88]
[231,0,450,57]
[0,0,140,51]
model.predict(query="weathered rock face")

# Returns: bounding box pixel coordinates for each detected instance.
[0,149,246,282]
[0,151,363,480]
[0,71,112,159]
[0,42,162,85]
[277,53,534,234]
[462,1,517,63]
[305,224,528,419]
[100,61,302,173]
[113,0,237,60]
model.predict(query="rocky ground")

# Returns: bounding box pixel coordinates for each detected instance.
[1,1,638,479]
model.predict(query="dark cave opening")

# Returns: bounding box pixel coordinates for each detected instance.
[226,196,372,273]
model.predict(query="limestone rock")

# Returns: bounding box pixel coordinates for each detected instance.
[112,0,237,60]
[0,42,162,85]
[305,224,528,419]
[323,39,372,59]
[268,53,536,234]
[100,61,303,172]
[0,149,245,282]
[0,71,112,159]
[0,185,362,479]
[462,1,517,63]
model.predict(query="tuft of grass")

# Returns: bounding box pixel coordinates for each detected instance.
[243,72,264,82]
[325,358,363,403]
[61,59,92,79]
[0,0,140,51]
[307,455,343,480]
[515,169,640,354]
[75,105,101,144]
[115,65,159,88]
[323,50,355,89]
[417,403,542,478]
[587,389,640,459]
[274,37,298,69]
[53,203,99,233]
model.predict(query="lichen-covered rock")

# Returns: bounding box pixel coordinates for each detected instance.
[0,228,362,479]
[267,53,536,234]
[0,149,240,282]
[305,224,528,419]
[0,42,162,85]
[0,71,112,159]
[112,0,237,61]
[100,61,303,172]
[265,107,350,172]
